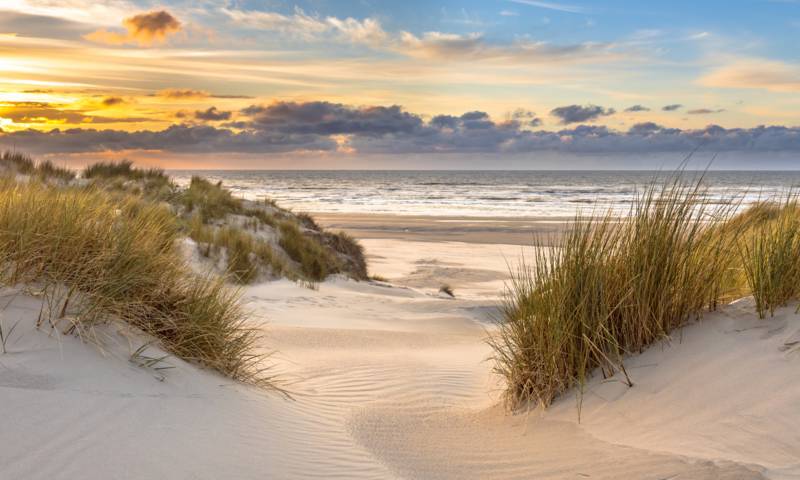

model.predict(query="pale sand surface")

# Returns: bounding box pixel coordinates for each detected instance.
[1,232,799,479]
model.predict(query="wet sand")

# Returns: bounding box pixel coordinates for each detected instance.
[313,212,572,245]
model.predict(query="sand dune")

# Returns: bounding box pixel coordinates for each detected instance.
[1,239,798,479]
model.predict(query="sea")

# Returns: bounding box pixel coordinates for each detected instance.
[168,170,800,218]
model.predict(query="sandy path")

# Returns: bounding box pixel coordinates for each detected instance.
[1,238,797,479]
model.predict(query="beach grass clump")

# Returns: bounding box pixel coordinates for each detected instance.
[323,231,368,280]
[0,150,35,174]
[0,151,75,182]
[36,160,76,182]
[83,160,174,201]
[279,220,338,281]
[243,207,277,227]
[490,176,741,409]
[738,198,800,318]
[83,160,167,181]
[0,179,266,383]
[181,176,243,222]
[187,214,286,282]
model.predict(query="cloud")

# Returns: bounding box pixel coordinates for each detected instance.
[509,108,542,127]
[625,104,650,112]
[687,108,725,114]
[508,0,588,14]
[152,89,253,101]
[101,96,125,107]
[550,104,615,124]
[0,11,89,40]
[395,30,613,62]
[84,10,181,46]
[499,10,519,16]
[195,107,231,121]
[662,104,682,111]
[154,89,209,100]
[222,7,386,46]
[3,102,799,157]
[222,7,614,64]
[0,102,148,124]
[326,16,388,47]
[699,59,800,93]
[238,101,423,136]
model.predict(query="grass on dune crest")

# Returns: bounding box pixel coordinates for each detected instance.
[80,162,367,283]
[0,179,268,385]
[1,151,75,182]
[188,214,287,283]
[490,175,746,410]
[738,197,800,318]
[181,176,244,222]
[82,160,174,201]
[83,159,167,182]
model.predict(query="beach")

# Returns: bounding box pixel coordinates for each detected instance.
[4,1,800,477]
[2,212,798,479]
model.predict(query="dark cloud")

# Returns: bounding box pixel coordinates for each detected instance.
[662,104,682,111]
[509,108,542,127]
[687,108,725,115]
[84,10,181,46]
[550,104,615,124]
[239,101,423,136]
[124,10,180,40]
[430,115,459,129]
[0,125,336,154]
[628,122,663,135]
[195,107,232,121]
[101,97,126,107]
[625,105,650,112]
[2,101,799,157]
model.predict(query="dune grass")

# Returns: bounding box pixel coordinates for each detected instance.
[36,160,76,182]
[181,176,243,222]
[490,176,744,409]
[0,179,267,384]
[188,214,287,283]
[1,151,75,182]
[279,221,339,281]
[83,160,175,201]
[738,197,800,318]
[80,159,366,284]
[0,150,35,174]
[83,160,167,181]
[323,230,368,280]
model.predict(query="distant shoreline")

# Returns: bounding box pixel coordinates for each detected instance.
[313,212,571,246]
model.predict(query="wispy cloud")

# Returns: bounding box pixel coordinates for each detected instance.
[221,7,386,47]
[699,58,800,92]
[687,108,725,114]
[508,0,588,14]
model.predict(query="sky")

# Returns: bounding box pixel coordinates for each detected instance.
[0,0,799,169]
